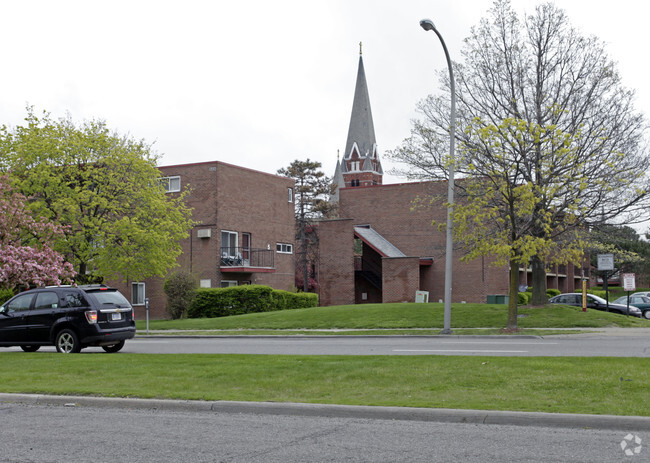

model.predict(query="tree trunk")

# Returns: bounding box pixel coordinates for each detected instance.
[530,255,548,305]
[507,258,519,330]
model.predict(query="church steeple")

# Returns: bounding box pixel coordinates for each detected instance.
[334,44,383,196]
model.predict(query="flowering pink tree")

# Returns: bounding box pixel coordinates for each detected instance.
[0,176,75,290]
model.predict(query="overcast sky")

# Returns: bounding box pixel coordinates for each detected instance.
[2,0,648,185]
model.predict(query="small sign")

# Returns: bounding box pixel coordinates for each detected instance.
[415,290,429,303]
[623,273,636,292]
[597,254,615,271]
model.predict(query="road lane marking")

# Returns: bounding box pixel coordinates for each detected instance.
[393,349,528,353]
[435,341,556,345]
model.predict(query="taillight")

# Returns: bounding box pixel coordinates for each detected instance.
[131,308,135,321]
[85,310,98,324]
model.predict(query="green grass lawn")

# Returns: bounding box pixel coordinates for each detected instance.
[3,302,649,416]
[136,302,650,332]
[1,353,648,417]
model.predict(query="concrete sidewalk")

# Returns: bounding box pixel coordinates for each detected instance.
[2,393,649,431]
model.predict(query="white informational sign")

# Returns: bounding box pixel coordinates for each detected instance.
[623,273,636,292]
[597,254,615,271]
[415,290,429,303]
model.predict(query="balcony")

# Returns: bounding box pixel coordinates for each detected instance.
[220,247,275,273]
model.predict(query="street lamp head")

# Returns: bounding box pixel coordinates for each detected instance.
[420,19,436,32]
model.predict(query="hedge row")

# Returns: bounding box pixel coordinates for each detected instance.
[187,285,318,318]
[517,288,562,304]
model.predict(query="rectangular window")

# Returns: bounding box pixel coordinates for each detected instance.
[276,243,293,254]
[200,279,211,288]
[288,187,294,203]
[221,230,238,258]
[159,176,181,193]
[221,280,237,288]
[131,282,145,305]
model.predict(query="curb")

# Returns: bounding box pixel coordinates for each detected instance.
[134,334,542,340]
[2,393,649,431]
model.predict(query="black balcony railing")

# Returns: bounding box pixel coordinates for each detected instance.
[220,247,274,269]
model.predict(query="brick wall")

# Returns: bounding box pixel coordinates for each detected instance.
[110,161,296,319]
[317,219,355,307]
[382,257,420,303]
[332,181,510,304]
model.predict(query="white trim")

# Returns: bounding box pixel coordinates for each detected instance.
[160,176,181,193]
[276,243,293,254]
[131,282,146,306]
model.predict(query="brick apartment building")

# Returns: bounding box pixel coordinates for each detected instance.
[317,50,586,306]
[111,161,296,319]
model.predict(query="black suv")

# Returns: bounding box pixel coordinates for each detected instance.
[0,285,136,353]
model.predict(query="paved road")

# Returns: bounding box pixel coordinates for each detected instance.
[0,398,647,463]
[76,332,650,356]
[4,329,650,356]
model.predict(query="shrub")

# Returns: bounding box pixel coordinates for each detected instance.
[546,288,561,298]
[0,288,14,305]
[518,292,531,304]
[187,285,318,318]
[163,270,198,319]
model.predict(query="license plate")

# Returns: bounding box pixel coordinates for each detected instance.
[111,313,122,321]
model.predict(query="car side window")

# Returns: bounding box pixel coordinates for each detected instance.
[5,294,34,313]
[34,292,59,310]
[63,292,88,308]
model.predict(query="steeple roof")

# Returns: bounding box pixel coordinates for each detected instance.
[344,54,376,159]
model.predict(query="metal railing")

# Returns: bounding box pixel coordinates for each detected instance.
[220,247,274,269]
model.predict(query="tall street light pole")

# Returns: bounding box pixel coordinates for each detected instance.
[420,18,455,334]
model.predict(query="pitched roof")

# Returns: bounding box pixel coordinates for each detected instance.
[344,55,376,159]
[354,226,406,258]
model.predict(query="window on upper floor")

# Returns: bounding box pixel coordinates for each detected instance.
[276,243,293,254]
[221,230,238,258]
[288,187,294,203]
[159,176,181,193]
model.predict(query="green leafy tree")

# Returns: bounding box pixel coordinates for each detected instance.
[277,159,332,292]
[389,0,648,306]
[454,119,586,329]
[0,108,195,283]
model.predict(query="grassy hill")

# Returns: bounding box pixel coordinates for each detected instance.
[136,302,650,333]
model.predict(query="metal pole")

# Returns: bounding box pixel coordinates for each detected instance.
[420,19,455,334]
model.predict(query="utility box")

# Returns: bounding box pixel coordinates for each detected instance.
[487,295,509,304]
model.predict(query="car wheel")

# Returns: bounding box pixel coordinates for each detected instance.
[644,311,650,320]
[55,329,81,353]
[101,340,125,353]
[20,345,40,352]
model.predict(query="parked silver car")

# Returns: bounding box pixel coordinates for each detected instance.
[548,293,642,317]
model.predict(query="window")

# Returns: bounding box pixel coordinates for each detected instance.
[159,176,181,193]
[221,280,237,288]
[64,292,87,308]
[5,293,34,313]
[288,187,293,203]
[350,161,360,171]
[131,282,145,306]
[276,243,293,254]
[34,292,59,310]
[221,230,238,258]
[200,279,212,288]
